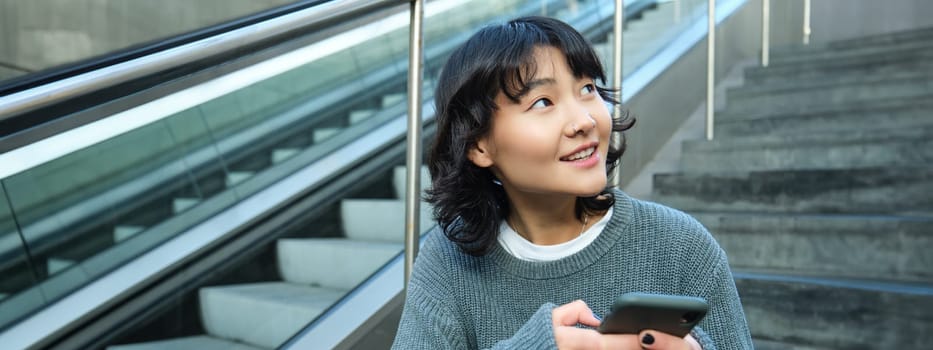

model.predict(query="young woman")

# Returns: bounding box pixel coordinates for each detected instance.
[392,16,752,349]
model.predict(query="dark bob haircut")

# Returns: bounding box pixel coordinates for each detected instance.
[426,16,635,256]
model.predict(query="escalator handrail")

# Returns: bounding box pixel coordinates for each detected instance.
[0,0,406,133]
[0,0,423,180]
[0,0,331,97]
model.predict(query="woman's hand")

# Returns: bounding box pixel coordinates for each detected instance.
[552,300,702,350]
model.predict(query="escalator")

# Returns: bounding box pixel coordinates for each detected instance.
[0,0,696,348]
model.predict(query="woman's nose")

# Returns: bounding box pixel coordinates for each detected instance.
[565,112,597,137]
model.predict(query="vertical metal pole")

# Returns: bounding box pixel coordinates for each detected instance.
[761,0,769,67]
[611,0,624,187]
[803,0,811,45]
[404,0,424,287]
[706,0,715,140]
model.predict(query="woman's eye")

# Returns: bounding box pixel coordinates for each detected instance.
[581,84,596,95]
[530,98,553,109]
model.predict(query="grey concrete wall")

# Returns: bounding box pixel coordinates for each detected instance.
[809,0,933,43]
[0,0,294,75]
[617,0,933,187]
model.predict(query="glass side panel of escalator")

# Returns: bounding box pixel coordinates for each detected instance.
[0,1,414,334]
[0,0,306,84]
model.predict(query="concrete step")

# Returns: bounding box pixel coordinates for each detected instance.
[714,96,933,136]
[767,39,933,67]
[392,165,431,199]
[271,148,300,164]
[340,199,434,242]
[625,20,676,40]
[225,171,253,188]
[745,47,933,85]
[680,126,933,172]
[695,212,933,283]
[770,26,933,58]
[199,282,344,349]
[107,335,264,350]
[113,225,145,243]
[633,1,675,24]
[624,27,676,45]
[652,167,933,215]
[746,55,933,87]
[277,238,401,290]
[735,271,933,349]
[725,72,933,114]
[172,197,200,214]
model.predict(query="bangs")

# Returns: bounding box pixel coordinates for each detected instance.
[497,17,608,103]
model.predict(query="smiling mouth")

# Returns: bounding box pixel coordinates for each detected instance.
[560,146,596,161]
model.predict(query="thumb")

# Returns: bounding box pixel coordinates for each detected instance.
[639,331,658,349]
[637,330,698,350]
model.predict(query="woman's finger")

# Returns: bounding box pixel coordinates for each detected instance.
[598,333,642,350]
[636,330,701,350]
[552,300,595,327]
[554,327,643,350]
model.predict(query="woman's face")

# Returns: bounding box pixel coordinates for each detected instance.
[469,46,612,198]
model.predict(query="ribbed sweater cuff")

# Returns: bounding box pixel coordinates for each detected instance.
[491,303,558,349]
[692,326,717,350]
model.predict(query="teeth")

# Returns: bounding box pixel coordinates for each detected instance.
[564,147,595,161]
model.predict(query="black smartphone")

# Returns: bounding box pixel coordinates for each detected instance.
[597,292,708,337]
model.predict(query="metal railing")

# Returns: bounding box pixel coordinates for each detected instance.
[404,0,424,288]
[706,0,716,140]
[706,0,814,140]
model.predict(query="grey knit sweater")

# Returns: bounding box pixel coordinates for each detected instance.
[392,190,753,349]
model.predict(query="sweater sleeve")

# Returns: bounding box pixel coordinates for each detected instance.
[690,326,717,350]
[488,303,558,349]
[677,220,754,350]
[696,255,753,350]
[391,279,469,349]
[391,231,561,349]
[391,279,559,350]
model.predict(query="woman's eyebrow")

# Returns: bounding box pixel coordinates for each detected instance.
[514,77,556,99]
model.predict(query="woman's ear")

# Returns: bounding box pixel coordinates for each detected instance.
[467,138,494,168]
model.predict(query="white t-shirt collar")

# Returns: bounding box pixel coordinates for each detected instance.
[497,207,613,262]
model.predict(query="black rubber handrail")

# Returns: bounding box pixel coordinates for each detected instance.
[0,0,406,139]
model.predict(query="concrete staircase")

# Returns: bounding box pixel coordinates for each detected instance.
[592,0,700,77]
[109,166,431,350]
[651,27,933,349]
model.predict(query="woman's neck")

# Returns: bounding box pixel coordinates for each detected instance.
[504,190,589,245]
